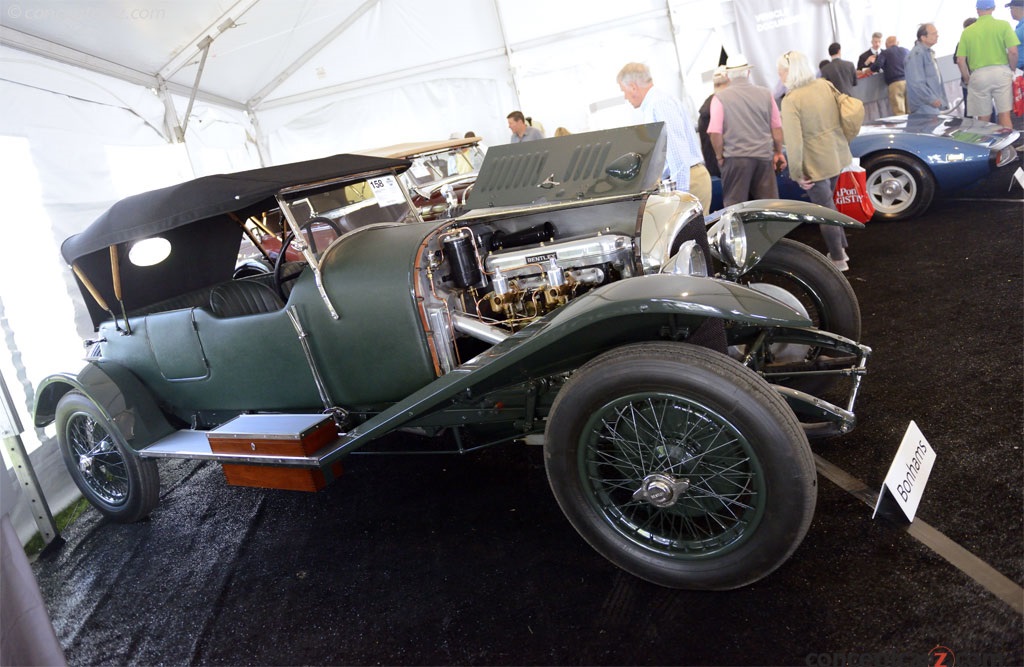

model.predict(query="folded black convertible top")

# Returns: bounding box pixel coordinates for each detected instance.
[62,153,410,264]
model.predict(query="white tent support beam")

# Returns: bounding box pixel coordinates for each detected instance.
[179,36,214,138]
[247,0,382,109]
[0,25,154,90]
[257,47,508,111]
[0,26,246,111]
[156,76,185,142]
[246,103,271,167]
[492,0,522,111]
[158,0,261,81]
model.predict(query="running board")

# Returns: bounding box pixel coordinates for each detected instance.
[138,413,344,492]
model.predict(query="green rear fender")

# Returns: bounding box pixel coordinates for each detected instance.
[34,361,175,452]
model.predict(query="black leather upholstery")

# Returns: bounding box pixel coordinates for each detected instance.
[208,280,284,318]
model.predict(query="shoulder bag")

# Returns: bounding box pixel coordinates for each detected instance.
[826,80,865,142]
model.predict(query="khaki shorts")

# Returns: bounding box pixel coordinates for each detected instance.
[968,65,1014,115]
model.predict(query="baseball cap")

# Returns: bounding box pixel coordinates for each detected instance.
[1006,0,1024,7]
[976,0,995,8]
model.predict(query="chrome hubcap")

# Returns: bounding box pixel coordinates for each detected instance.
[881,178,903,198]
[632,473,691,508]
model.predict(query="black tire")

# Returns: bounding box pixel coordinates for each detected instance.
[743,238,861,340]
[55,391,160,523]
[544,342,816,590]
[862,153,935,221]
[739,238,860,395]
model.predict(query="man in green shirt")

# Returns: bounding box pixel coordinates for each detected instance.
[956,0,1021,128]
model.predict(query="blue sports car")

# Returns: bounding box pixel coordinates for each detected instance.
[712,115,1020,220]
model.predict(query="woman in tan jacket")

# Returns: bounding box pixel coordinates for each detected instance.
[777,50,852,271]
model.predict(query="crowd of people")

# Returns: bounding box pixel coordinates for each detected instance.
[500,0,1020,272]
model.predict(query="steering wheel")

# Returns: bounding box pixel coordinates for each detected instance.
[272,215,344,300]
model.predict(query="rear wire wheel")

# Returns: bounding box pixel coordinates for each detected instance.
[55,391,160,523]
[544,342,816,590]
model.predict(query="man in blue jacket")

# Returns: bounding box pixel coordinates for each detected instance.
[906,24,949,114]
[871,36,910,114]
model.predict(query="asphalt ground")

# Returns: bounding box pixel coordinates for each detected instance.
[30,164,1023,666]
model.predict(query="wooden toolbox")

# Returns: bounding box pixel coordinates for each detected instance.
[207,414,342,492]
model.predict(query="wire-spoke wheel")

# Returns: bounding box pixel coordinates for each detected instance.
[56,391,160,523]
[545,342,816,590]
[738,238,861,394]
[581,392,765,558]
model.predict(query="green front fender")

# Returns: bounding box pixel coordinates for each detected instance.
[328,274,811,456]
[34,361,175,452]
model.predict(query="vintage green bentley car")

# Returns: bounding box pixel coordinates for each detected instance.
[35,124,869,590]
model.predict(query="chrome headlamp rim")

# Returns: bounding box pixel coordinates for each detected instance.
[708,210,748,271]
[660,240,709,277]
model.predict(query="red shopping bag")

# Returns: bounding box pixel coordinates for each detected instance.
[833,167,874,223]
[1013,74,1024,117]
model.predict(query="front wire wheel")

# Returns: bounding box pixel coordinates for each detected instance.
[545,342,816,590]
[739,238,861,395]
[55,391,160,523]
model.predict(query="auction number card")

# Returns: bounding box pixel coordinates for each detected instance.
[368,175,406,207]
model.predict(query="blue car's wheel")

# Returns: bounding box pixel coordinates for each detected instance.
[862,154,935,220]
[544,342,816,590]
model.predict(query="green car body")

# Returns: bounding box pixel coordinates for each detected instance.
[35,123,870,590]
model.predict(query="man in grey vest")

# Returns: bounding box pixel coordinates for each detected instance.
[707,54,786,207]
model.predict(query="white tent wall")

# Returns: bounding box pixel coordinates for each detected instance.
[0,48,259,544]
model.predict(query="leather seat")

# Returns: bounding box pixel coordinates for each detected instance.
[208,280,284,318]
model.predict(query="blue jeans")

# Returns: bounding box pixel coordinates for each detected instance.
[806,176,848,260]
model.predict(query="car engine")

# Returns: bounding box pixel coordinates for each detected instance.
[416,221,639,373]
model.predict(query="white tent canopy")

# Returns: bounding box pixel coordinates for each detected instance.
[0,0,1002,543]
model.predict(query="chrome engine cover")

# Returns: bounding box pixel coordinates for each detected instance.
[484,233,635,279]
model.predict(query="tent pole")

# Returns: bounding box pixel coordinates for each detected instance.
[492,0,523,112]
[180,36,214,137]
[247,105,271,167]
[156,76,185,143]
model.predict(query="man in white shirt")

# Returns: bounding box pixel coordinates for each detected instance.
[616,62,711,212]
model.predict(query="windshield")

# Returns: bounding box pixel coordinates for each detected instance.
[403,144,485,189]
[238,172,420,267]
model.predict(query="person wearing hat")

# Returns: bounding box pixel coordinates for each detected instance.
[1010,0,1024,70]
[616,62,712,211]
[706,54,786,207]
[955,0,1020,128]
